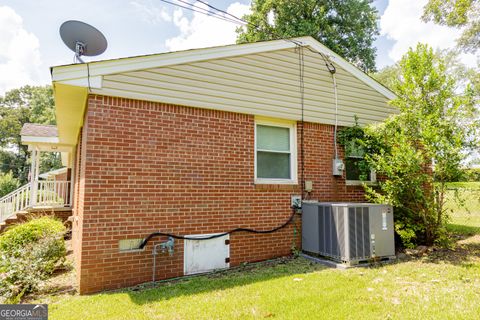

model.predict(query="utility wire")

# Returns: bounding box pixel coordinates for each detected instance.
[158,0,244,25]
[195,0,246,24]
[157,0,341,185]
[160,0,337,72]
[179,0,246,25]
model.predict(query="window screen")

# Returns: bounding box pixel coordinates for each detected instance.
[256,125,291,179]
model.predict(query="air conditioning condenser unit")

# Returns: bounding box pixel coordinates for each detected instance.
[302,202,395,265]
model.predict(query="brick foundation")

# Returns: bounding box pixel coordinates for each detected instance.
[73,95,366,293]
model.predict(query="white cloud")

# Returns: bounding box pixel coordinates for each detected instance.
[0,6,43,95]
[130,0,172,24]
[165,2,250,51]
[380,0,477,66]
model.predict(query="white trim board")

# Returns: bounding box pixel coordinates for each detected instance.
[21,136,59,144]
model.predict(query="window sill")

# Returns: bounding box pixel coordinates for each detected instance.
[345,180,378,186]
[119,248,145,253]
[255,179,298,185]
[254,183,299,191]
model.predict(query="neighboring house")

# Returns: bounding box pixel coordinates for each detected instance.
[0,124,72,228]
[11,36,395,294]
[39,167,69,181]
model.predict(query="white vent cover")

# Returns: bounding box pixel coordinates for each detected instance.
[184,233,230,275]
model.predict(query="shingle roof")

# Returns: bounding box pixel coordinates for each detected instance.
[20,123,58,137]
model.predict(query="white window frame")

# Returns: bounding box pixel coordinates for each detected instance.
[254,119,297,185]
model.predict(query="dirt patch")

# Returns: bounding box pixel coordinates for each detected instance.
[422,234,480,266]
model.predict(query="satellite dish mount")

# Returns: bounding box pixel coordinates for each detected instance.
[60,20,107,63]
[75,41,86,62]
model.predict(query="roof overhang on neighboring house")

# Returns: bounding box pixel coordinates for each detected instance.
[50,36,397,147]
[38,167,68,179]
[20,123,74,167]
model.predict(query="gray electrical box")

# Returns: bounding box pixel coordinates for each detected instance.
[302,202,395,264]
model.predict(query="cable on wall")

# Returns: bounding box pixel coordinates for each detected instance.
[332,72,339,159]
[317,52,339,159]
[86,62,92,93]
[131,1,350,254]
[296,44,306,198]
[139,208,297,249]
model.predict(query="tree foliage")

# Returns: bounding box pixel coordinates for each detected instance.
[371,64,401,93]
[423,0,480,52]
[0,86,62,184]
[362,44,479,247]
[236,0,379,72]
[373,48,480,104]
[0,172,20,197]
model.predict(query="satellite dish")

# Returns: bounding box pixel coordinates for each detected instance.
[60,20,107,63]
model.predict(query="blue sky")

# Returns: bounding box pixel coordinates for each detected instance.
[0,0,475,95]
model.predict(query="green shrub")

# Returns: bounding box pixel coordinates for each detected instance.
[0,172,20,197]
[0,216,65,254]
[463,168,480,182]
[361,44,479,247]
[0,217,66,303]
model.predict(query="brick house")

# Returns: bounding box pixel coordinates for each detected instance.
[11,37,396,293]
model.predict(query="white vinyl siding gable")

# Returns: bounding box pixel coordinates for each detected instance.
[97,47,396,128]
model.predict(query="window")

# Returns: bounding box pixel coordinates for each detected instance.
[345,155,376,185]
[255,120,297,184]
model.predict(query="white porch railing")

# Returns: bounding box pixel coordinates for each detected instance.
[35,181,71,207]
[0,184,31,223]
[0,181,71,223]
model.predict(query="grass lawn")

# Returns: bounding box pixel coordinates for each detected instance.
[446,182,480,235]
[36,185,480,320]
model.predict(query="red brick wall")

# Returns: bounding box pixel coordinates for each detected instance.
[74,95,366,293]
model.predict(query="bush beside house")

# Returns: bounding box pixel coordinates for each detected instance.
[0,217,66,303]
[338,44,479,248]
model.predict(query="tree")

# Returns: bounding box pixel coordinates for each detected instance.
[371,64,401,93]
[363,44,479,247]
[236,0,379,72]
[423,0,480,52]
[373,48,480,104]
[0,172,20,197]
[0,86,62,185]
